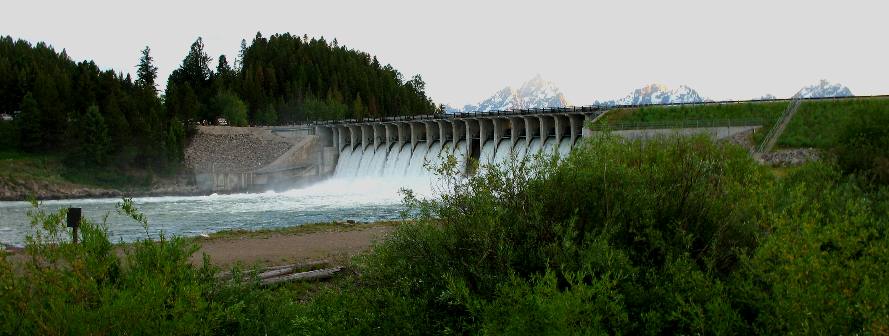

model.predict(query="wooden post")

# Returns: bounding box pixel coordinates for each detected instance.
[67,207,81,244]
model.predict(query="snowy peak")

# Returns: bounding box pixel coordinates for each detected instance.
[796,80,853,98]
[448,75,569,113]
[604,83,705,106]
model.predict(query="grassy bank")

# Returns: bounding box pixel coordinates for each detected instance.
[600,96,889,148]
[195,220,403,241]
[0,150,186,200]
[2,129,888,334]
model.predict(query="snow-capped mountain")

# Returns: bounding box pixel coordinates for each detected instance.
[599,84,705,106]
[795,80,853,98]
[447,75,569,113]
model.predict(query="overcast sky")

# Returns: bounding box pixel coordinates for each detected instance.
[2,0,887,105]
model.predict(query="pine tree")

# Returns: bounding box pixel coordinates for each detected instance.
[17,92,42,151]
[81,105,111,165]
[235,39,247,70]
[352,93,365,120]
[135,46,158,92]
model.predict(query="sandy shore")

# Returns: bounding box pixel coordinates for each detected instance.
[191,224,395,268]
[3,222,399,270]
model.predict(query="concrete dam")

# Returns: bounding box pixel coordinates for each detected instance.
[185,107,757,193]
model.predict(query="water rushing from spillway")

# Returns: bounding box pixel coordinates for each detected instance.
[0,138,575,246]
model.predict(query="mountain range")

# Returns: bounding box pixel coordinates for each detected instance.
[446,77,855,113]
[445,75,569,113]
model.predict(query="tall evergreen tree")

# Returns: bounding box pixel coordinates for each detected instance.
[17,93,42,151]
[75,105,111,165]
[135,46,158,92]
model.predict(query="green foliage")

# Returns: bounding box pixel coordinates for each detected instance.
[234,33,435,122]
[0,36,181,172]
[254,104,277,126]
[733,162,889,334]
[603,97,889,149]
[212,91,249,126]
[17,93,42,151]
[0,119,17,150]
[135,46,158,92]
[67,105,111,165]
[0,199,319,335]
[834,110,889,185]
[779,97,889,148]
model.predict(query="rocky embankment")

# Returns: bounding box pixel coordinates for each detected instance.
[0,175,202,201]
[758,149,822,167]
[184,126,293,173]
[720,128,822,167]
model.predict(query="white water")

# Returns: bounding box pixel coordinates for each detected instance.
[0,135,579,247]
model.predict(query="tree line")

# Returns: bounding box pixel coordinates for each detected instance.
[0,33,437,171]
[0,36,181,170]
[166,32,439,127]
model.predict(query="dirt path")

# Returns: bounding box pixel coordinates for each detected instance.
[190,225,395,268]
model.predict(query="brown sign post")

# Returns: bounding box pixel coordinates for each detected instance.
[67,208,81,244]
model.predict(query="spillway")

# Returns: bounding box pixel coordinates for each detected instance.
[332,136,579,181]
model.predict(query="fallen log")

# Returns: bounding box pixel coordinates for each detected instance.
[261,267,343,286]
[216,260,329,280]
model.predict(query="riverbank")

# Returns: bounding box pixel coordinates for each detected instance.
[3,221,401,269]
[0,174,205,201]
[0,150,204,201]
[189,221,399,268]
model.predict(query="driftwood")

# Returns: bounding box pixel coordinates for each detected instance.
[216,260,329,281]
[261,267,343,286]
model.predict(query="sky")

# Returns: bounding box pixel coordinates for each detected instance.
[2,0,887,106]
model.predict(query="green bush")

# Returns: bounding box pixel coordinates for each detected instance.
[732,162,889,334]
[835,112,889,185]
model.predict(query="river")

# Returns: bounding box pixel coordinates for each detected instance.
[0,177,432,247]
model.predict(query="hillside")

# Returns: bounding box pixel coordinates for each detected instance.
[165,33,438,125]
[599,96,889,148]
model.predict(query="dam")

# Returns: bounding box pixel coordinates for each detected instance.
[319,108,603,178]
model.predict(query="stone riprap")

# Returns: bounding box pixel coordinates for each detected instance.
[185,126,293,173]
[759,148,822,167]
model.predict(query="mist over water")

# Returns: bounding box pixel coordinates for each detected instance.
[0,138,573,246]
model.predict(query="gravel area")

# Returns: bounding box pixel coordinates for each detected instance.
[185,132,292,173]
[759,148,822,167]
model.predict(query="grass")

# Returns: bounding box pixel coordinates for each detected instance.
[0,149,156,194]
[779,97,889,148]
[598,96,889,149]
[0,151,71,185]
[196,220,404,241]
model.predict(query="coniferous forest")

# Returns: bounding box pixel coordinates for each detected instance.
[0,33,438,175]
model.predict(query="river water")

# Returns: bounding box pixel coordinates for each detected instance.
[0,178,428,247]
[0,138,572,247]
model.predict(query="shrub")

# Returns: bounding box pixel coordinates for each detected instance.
[733,162,889,334]
[835,112,889,185]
